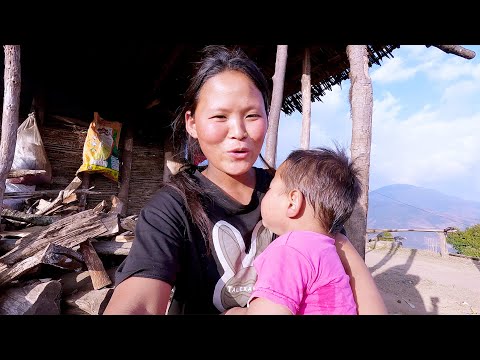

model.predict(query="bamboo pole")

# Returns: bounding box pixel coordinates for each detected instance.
[300,48,311,150]
[264,45,288,168]
[0,45,21,221]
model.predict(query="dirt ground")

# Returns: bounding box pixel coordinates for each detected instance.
[364,242,480,315]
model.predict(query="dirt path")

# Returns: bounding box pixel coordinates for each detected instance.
[364,243,480,315]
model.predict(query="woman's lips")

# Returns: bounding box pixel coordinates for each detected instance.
[227,149,250,159]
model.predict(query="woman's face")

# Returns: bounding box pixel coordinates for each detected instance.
[185,70,268,179]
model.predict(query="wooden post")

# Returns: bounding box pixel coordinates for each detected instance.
[439,231,449,258]
[0,45,21,221]
[264,45,288,168]
[118,126,133,216]
[343,45,373,259]
[300,48,311,150]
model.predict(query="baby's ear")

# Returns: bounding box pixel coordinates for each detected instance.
[286,189,303,218]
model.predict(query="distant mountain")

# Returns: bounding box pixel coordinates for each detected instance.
[367,184,480,252]
[368,184,480,230]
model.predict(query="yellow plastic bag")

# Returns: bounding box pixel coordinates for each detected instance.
[77,112,122,182]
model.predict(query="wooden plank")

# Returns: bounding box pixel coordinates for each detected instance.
[7,169,46,178]
[79,240,112,290]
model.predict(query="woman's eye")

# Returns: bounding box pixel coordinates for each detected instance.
[247,114,260,119]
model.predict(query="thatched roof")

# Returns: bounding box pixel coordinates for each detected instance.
[12,44,399,133]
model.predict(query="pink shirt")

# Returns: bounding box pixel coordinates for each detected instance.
[249,230,357,315]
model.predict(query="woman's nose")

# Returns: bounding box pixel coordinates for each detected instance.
[229,119,248,139]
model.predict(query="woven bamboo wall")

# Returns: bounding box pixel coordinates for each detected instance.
[37,123,164,215]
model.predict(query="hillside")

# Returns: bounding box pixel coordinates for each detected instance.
[367,184,480,251]
[368,184,480,230]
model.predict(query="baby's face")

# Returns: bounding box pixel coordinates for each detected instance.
[261,169,289,235]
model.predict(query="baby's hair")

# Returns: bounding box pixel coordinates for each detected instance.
[278,146,362,234]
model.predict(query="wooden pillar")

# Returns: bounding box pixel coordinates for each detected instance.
[264,45,288,169]
[0,45,21,221]
[343,45,373,259]
[300,48,311,150]
[118,126,133,216]
[439,231,449,258]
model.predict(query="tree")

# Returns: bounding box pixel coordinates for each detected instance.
[446,224,480,258]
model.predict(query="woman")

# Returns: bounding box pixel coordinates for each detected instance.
[103,45,387,315]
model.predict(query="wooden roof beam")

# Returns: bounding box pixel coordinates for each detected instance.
[427,45,476,59]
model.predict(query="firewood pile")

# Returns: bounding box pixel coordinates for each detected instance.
[0,175,136,315]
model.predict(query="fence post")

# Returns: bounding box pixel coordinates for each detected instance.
[439,231,449,257]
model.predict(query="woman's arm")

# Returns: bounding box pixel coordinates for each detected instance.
[224,298,292,315]
[334,232,388,315]
[103,277,172,315]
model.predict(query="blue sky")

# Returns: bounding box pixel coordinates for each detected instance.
[268,45,480,203]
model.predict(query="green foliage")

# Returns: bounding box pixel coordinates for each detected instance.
[447,224,480,258]
[377,231,395,241]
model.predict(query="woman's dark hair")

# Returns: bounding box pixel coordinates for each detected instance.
[279,146,362,234]
[166,45,273,252]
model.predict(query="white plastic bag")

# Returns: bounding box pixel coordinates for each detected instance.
[9,112,52,185]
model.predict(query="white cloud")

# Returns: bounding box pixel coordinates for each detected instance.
[371,57,419,83]
[370,91,480,200]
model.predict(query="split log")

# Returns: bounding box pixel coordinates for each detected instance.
[7,169,46,179]
[35,176,82,215]
[0,209,119,266]
[1,208,60,226]
[0,211,119,286]
[0,45,21,220]
[90,241,132,256]
[41,243,84,271]
[60,266,117,315]
[120,215,137,233]
[79,240,112,290]
[109,195,125,216]
[0,279,62,315]
[264,45,288,168]
[114,233,135,242]
[64,288,114,315]
[1,238,133,256]
[59,266,118,296]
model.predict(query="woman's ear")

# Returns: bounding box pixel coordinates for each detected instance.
[286,189,303,218]
[185,111,198,139]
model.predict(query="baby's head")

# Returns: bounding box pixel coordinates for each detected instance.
[261,146,361,235]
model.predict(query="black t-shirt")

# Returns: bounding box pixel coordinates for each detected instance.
[114,167,274,314]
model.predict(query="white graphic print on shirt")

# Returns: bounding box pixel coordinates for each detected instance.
[212,220,272,312]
